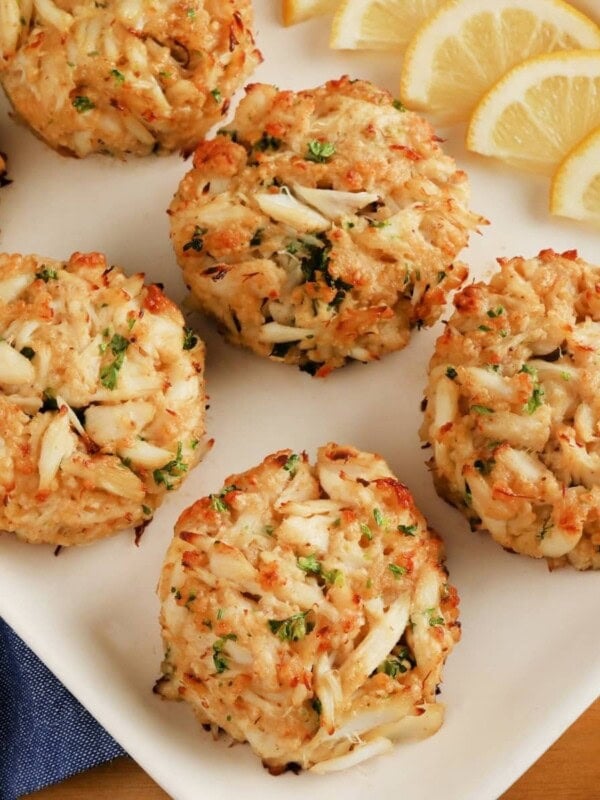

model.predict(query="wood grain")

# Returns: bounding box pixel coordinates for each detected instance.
[25,698,600,800]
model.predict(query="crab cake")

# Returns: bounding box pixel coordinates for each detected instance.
[0,251,207,546]
[169,77,484,375]
[0,0,260,158]
[156,443,460,773]
[421,249,600,571]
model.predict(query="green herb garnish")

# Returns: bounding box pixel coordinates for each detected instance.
[373,507,387,527]
[212,633,237,673]
[398,524,417,536]
[72,95,95,113]
[153,443,187,490]
[306,140,336,163]
[99,333,129,389]
[183,327,198,350]
[360,522,373,540]
[209,484,238,512]
[35,266,58,282]
[445,366,458,380]
[268,611,313,642]
[283,453,300,477]
[297,554,321,574]
[427,609,444,626]
[253,132,282,152]
[470,405,494,415]
[388,563,407,578]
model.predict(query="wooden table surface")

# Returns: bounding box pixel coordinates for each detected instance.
[26,697,599,800]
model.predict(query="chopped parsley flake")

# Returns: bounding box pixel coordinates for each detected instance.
[524,385,544,415]
[209,485,238,512]
[360,522,373,540]
[392,99,406,111]
[212,633,237,673]
[142,504,152,516]
[305,140,336,163]
[487,306,504,318]
[445,366,458,380]
[323,568,344,586]
[377,656,407,677]
[283,453,300,477]
[478,324,492,332]
[427,609,445,627]
[263,524,275,536]
[35,266,58,282]
[398,524,417,536]
[110,68,125,84]
[297,554,320,574]
[268,611,313,642]
[153,443,187,490]
[388,563,407,578]
[72,95,95,113]
[519,363,537,377]
[183,327,198,350]
[470,405,494,415]
[210,88,222,103]
[20,346,35,360]
[99,333,129,390]
[311,697,322,714]
[253,132,282,152]
[561,371,571,381]
[373,507,387,527]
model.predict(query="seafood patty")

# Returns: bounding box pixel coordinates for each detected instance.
[169,77,484,375]
[0,251,207,545]
[421,248,600,570]
[156,443,460,772]
[0,0,260,157]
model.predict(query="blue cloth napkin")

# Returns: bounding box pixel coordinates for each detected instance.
[0,619,125,800]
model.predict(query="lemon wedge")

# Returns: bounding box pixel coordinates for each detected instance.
[282,0,338,26]
[330,0,445,50]
[467,50,600,174]
[550,126,600,221]
[400,0,600,123]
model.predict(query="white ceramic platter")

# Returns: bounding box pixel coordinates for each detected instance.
[0,4,599,799]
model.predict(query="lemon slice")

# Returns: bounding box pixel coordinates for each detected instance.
[550,126,600,221]
[282,0,338,26]
[400,0,600,123]
[330,0,445,50]
[467,50,600,174]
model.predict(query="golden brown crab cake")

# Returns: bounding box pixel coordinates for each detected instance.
[0,0,261,157]
[421,248,600,571]
[0,251,208,545]
[156,443,460,773]
[169,77,485,376]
